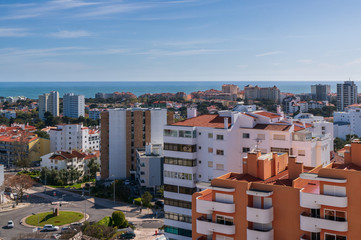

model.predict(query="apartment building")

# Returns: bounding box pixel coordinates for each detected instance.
[192,140,361,240]
[49,124,100,152]
[337,81,357,111]
[89,109,103,120]
[63,93,85,118]
[163,109,332,240]
[136,143,163,189]
[38,91,59,120]
[244,85,281,103]
[0,124,50,167]
[100,108,173,180]
[311,84,331,101]
[41,149,100,174]
[333,104,361,140]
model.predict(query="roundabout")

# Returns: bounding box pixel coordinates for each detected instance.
[24,211,85,227]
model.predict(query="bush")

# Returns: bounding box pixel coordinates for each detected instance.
[56,179,64,186]
[112,211,126,228]
[97,216,112,227]
[141,191,152,206]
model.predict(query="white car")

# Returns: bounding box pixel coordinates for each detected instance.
[7,220,14,228]
[42,224,59,232]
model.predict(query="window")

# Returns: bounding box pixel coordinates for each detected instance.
[164,143,197,152]
[298,150,305,156]
[164,129,177,137]
[164,157,197,167]
[216,149,224,155]
[324,209,346,221]
[179,130,192,138]
[322,126,326,130]
[208,147,213,153]
[323,185,346,197]
[164,226,192,238]
[216,134,224,140]
[243,133,250,139]
[257,134,265,140]
[311,232,320,240]
[216,164,224,170]
[164,198,192,209]
[199,132,201,135]
[208,161,213,168]
[216,215,234,226]
[324,233,346,240]
[273,134,286,140]
[215,193,233,203]
[208,133,213,138]
[243,147,250,153]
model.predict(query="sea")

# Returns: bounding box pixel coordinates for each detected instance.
[0,81,358,99]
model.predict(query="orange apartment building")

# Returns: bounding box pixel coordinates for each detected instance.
[192,140,361,240]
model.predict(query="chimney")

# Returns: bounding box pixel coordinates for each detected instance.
[288,155,304,180]
[224,118,229,129]
[187,108,197,119]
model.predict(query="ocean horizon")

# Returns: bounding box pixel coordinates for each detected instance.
[0,81,359,99]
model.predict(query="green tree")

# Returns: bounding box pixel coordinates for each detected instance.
[44,112,54,126]
[141,191,153,206]
[35,130,50,139]
[87,158,100,179]
[111,211,127,228]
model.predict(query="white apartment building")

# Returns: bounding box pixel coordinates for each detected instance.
[38,91,59,120]
[89,109,101,120]
[163,109,332,240]
[41,150,100,174]
[334,104,361,140]
[49,124,100,152]
[101,108,170,180]
[63,93,85,118]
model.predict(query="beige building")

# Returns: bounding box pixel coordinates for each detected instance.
[38,91,59,120]
[244,85,281,103]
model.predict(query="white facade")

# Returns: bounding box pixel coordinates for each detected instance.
[163,110,333,239]
[63,93,85,118]
[136,144,163,188]
[334,106,361,140]
[38,91,59,120]
[49,124,100,152]
[337,81,357,111]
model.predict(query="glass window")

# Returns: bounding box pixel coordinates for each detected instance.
[216,149,224,155]
[216,134,224,140]
[208,147,213,153]
[243,133,250,139]
[208,133,213,138]
[243,147,250,153]
[216,164,224,170]
[208,161,213,168]
[257,134,265,140]
[273,134,286,140]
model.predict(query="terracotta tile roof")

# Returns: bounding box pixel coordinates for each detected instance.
[225,170,293,186]
[253,111,281,118]
[172,114,231,129]
[49,150,87,160]
[252,124,291,131]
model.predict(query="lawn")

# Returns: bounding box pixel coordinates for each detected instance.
[25,211,84,226]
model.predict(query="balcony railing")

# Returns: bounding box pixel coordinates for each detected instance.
[196,197,235,214]
[246,206,274,224]
[196,217,235,235]
[300,212,348,233]
[300,191,347,208]
[247,228,274,240]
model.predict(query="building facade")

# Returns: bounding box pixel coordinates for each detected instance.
[163,109,332,240]
[49,124,100,152]
[192,140,361,240]
[244,85,281,103]
[136,144,163,189]
[333,104,361,140]
[63,93,85,118]
[311,84,331,101]
[38,91,59,120]
[337,81,357,111]
[100,108,173,180]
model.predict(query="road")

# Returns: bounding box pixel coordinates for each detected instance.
[0,185,163,240]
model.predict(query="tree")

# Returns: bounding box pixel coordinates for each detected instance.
[87,158,100,179]
[141,191,153,206]
[35,130,50,139]
[111,211,127,228]
[5,174,34,203]
[44,112,54,126]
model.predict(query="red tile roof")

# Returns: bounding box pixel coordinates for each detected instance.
[252,124,291,131]
[253,111,281,118]
[172,114,231,129]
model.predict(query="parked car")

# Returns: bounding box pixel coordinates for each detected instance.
[61,226,70,232]
[118,231,136,239]
[42,224,59,232]
[70,222,83,228]
[7,220,14,228]
[124,180,130,185]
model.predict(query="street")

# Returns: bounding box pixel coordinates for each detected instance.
[0,185,163,240]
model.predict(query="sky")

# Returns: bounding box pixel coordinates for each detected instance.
[1,0,361,82]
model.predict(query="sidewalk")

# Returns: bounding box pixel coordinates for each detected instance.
[0,202,30,213]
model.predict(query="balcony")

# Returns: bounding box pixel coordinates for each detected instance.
[196,197,235,214]
[300,213,348,232]
[300,191,348,209]
[196,217,235,235]
[247,206,274,224]
[247,228,274,240]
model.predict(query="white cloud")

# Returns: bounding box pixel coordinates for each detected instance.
[0,28,28,37]
[256,51,282,57]
[138,48,224,56]
[298,59,313,64]
[50,30,91,38]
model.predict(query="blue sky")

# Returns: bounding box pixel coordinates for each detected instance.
[1,0,361,82]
